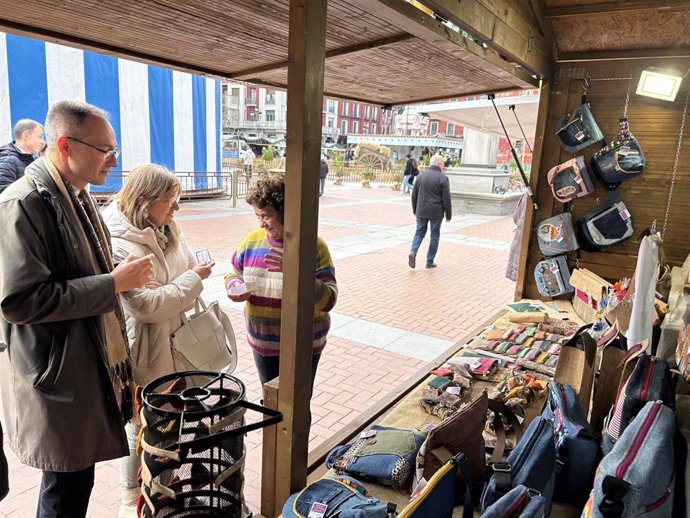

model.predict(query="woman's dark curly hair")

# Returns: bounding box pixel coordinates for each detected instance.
[246,174,285,221]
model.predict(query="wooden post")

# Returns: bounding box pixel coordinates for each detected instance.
[272,0,328,512]
[260,378,280,518]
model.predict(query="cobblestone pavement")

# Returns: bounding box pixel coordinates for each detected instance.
[0,183,516,517]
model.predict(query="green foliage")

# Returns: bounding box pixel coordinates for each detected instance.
[261,146,275,161]
[332,151,344,168]
[452,158,461,167]
[361,169,375,181]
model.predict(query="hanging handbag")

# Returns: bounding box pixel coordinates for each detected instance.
[546,156,596,203]
[480,485,546,518]
[171,297,238,374]
[536,212,579,257]
[590,118,645,190]
[556,102,604,153]
[576,191,634,252]
[534,255,573,298]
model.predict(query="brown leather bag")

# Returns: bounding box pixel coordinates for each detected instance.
[421,391,519,499]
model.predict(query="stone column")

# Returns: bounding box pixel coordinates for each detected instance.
[461,128,499,167]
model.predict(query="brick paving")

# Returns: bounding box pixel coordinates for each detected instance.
[0,183,516,517]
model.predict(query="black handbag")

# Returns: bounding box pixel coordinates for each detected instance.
[576,191,633,252]
[556,102,604,153]
[590,118,645,190]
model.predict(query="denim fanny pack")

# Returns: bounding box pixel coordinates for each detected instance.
[482,417,556,516]
[282,475,394,518]
[537,212,579,257]
[583,401,675,518]
[541,382,599,507]
[480,485,546,518]
[547,156,596,203]
[556,102,604,153]
[576,191,634,252]
[534,255,573,297]
[326,425,426,489]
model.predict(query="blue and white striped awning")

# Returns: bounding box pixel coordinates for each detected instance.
[0,32,221,192]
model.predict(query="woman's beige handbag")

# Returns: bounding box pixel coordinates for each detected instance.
[171,298,237,374]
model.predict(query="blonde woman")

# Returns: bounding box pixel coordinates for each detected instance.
[102,164,214,518]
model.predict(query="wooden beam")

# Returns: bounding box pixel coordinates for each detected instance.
[558,47,690,62]
[260,379,280,518]
[344,0,539,88]
[395,85,525,106]
[418,0,554,79]
[273,0,327,512]
[233,33,415,79]
[514,80,550,301]
[546,0,690,18]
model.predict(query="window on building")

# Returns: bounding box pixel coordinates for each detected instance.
[373,108,378,121]
[232,88,240,97]
[365,105,370,119]
[430,122,438,134]
[447,123,455,136]
[371,123,377,134]
[363,123,369,134]
[354,104,360,117]
[341,119,348,134]
[342,101,349,116]
[327,117,334,128]
[265,89,276,104]
[328,99,336,113]
[352,120,359,133]
[265,110,276,122]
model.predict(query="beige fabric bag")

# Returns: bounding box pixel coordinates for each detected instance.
[171,298,237,374]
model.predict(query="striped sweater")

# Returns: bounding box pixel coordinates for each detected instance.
[224,228,338,357]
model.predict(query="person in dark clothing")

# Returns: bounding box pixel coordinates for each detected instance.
[0,418,7,502]
[319,155,329,196]
[402,154,418,194]
[408,154,452,269]
[0,119,45,194]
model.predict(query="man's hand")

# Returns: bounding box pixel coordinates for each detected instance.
[112,254,155,293]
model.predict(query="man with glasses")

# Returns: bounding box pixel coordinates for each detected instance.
[0,100,153,518]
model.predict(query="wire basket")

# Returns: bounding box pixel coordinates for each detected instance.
[140,371,281,518]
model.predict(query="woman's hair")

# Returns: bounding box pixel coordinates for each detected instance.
[246,174,285,221]
[114,164,181,250]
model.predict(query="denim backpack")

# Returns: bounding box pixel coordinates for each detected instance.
[582,401,675,518]
[541,383,599,507]
[576,191,634,252]
[556,102,605,153]
[326,425,426,489]
[480,485,546,518]
[537,212,579,257]
[534,255,574,298]
[602,354,674,454]
[547,156,596,203]
[482,417,556,516]
[282,475,394,518]
[590,118,645,190]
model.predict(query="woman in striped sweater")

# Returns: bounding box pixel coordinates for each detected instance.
[225,175,338,398]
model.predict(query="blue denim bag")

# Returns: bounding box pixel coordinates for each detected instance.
[326,425,425,489]
[480,485,546,518]
[541,382,599,506]
[582,401,675,518]
[282,475,393,518]
[482,417,556,517]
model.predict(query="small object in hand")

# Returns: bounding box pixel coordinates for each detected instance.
[195,249,212,263]
[228,283,254,296]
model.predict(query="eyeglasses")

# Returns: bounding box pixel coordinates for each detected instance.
[256,214,274,223]
[67,136,121,160]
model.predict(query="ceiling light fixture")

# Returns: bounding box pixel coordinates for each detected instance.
[636,68,683,102]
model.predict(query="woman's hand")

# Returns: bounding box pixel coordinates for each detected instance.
[226,284,251,303]
[265,248,283,272]
[193,260,215,280]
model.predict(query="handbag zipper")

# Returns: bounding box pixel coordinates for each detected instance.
[615,401,661,480]
[644,468,674,512]
[511,418,547,475]
[502,490,528,517]
[640,358,655,401]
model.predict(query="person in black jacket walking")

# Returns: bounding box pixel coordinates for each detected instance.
[408,154,452,268]
[319,155,329,196]
[0,119,45,194]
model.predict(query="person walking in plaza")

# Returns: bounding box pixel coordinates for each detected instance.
[0,100,154,518]
[402,154,415,194]
[102,164,215,518]
[408,153,452,269]
[319,154,329,196]
[243,146,256,184]
[225,175,337,403]
[0,118,45,194]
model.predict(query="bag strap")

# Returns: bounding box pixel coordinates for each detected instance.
[487,399,523,464]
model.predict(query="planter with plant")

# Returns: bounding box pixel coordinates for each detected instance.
[392,171,403,191]
[361,169,374,188]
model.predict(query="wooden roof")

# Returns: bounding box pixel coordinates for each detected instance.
[0,0,544,106]
[545,1,690,61]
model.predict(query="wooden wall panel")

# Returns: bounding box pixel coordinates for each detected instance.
[521,58,690,299]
